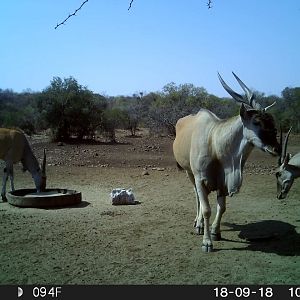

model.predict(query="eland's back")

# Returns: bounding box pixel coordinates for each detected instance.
[0,128,46,201]
[173,109,221,173]
[0,128,26,162]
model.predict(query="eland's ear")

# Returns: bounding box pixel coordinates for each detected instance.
[239,103,248,120]
[283,154,290,166]
[277,156,282,167]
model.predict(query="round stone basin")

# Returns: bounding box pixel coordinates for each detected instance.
[7,188,82,208]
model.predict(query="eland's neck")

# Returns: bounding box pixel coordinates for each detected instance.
[214,115,254,165]
[293,167,300,179]
[213,115,254,196]
[22,142,40,176]
[290,153,300,167]
[289,153,300,179]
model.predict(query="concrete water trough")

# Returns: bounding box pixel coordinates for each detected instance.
[7,188,82,208]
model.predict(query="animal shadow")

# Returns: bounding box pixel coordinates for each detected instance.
[44,200,91,210]
[223,220,300,256]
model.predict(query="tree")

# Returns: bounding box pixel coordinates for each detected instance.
[147,83,210,136]
[0,89,41,135]
[281,87,300,132]
[38,76,106,141]
[123,93,145,136]
[100,108,127,143]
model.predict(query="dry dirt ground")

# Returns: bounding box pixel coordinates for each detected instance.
[0,129,300,285]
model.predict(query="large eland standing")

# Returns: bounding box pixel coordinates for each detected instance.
[0,128,46,201]
[173,72,281,252]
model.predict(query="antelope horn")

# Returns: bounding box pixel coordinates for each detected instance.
[42,148,46,176]
[263,101,276,112]
[232,72,253,101]
[279,125,283,165]
[232,72,261,110]
[280,125,283,149]
[282,127,292,165]
[217,72,248,105]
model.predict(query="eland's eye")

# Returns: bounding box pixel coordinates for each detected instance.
[275,172,279,178]
[253,119,260,126]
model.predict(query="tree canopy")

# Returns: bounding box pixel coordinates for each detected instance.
[0,77,299,142]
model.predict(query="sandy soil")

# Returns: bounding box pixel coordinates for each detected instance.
[0,129,300,285]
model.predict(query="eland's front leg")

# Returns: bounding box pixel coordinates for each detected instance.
[1,167,9,201]
[193,187,204,235]
[211,195,226,241]
[195,177,212,252]
[8,165,15,192]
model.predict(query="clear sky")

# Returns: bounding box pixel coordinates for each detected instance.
[0,0,299,97]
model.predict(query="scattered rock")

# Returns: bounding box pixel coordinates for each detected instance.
[152,167,165,171]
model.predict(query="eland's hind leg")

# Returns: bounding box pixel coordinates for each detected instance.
[187,171,204,235]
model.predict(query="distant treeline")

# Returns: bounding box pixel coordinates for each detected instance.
[0,76,299,142]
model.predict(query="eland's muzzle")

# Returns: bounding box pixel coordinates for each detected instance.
[264,145,280,156]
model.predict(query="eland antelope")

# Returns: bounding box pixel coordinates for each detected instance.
[276,127,300,199]
[173,72,280,252]
[0,128,46,201]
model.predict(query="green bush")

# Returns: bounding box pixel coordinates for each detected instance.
[100,108,128,143]
[37,76,106,141]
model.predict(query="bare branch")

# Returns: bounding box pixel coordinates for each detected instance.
[55,0,89,30]
[128,0,134,11]
[128,1,212,11]
[55,0,212,29]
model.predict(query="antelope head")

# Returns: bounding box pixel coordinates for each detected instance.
[218,72,280,156]
[276,127,296,199]
[33,148,47,192]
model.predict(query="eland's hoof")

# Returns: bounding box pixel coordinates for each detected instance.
[1,195,7,202]
[211,232,221,241]
[195,227,204,235]
[201,243,213,253]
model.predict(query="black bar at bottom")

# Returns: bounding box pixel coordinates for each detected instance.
[0,285,299,300]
